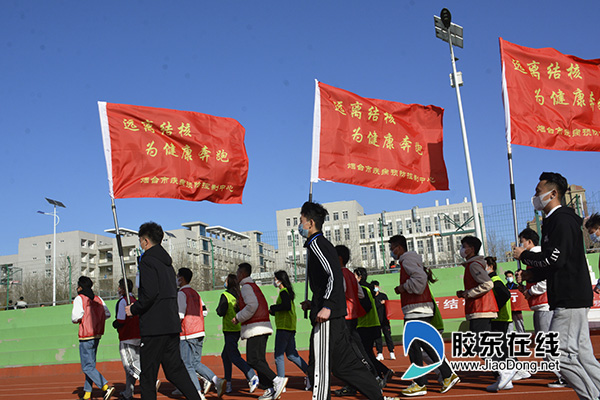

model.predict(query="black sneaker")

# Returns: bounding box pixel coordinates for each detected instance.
[333,386,357,396]
[381,369,395,388]
[548,378,568,388]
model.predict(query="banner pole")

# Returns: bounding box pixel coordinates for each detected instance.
[506,138,522,270]
[110,197,131,304]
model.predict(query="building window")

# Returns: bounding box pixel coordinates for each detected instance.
[407,240,414,252]
[463,211,471,226]
[334,228,341,242]
[88,241,95,250]
[387,223,393,237]
[333,212,339,221]
[437,237,444,252]
[259,256,264,266]
[368,223,375,239]
[293,217,298,226]
[453,212,460,225]
[344,227,351,241]
[286,218,290,227]
[45,241,52,250]
[342,210,349,220]
[325,215,330,222]
[424,216,431,233]
[202,240,209,251]
[426,238,433,254]
[369,244,376,261]
[258,244,263,254]
[417,240,424,254]
[415,217,422,233]
[434,215,440,231]
[287,233,292,247]
[359,225,366,239]
[81,239,87,248]
[45,255,51,264]
[361,246,368,261]
[255,233,262,242]
[324,229,332,241]
[396,220,403,234]
[203,254,210,265]
[405,219,413,234]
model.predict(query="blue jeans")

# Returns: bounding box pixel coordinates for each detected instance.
[274,330,308,377]
[222,331,256,382]
[180,337,216,391]
[79,339,108,393]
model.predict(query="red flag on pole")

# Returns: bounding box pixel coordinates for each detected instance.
[98,102,248,204]
[310,81,448,194]
[500,38,600,151]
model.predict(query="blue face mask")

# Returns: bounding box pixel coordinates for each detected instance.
[298,222,309,238]
[390,250,398,261]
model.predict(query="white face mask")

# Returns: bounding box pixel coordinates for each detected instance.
[532,190,554,211]
[459,246,468,259]
[273,279,280,288]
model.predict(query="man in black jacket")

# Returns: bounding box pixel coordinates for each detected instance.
[298,202,393,400]
[514,172,600,400]
[126,222,202,400]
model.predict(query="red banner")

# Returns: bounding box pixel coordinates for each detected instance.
[99,102,248,204]
[500,38,600,151]
[310,81,449,194]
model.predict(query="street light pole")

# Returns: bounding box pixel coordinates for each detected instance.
[434,9,483,244]
[38,198,65,306]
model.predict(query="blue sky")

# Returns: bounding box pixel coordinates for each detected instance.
[1,1,599,255]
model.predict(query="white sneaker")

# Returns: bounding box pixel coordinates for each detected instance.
[272,376,288,400]
[202,376,212,395]
[249,375,260,393]
[258,388,274,400]
[512,370,531,381]
[376,353,384,361]
[498,370,517,390]
[171,388,183,396]
[225,382,232,394]
[389,352,396,360]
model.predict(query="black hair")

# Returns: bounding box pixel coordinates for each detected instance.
[78,276,93,289]
[539,172,568,199]
[225,273,241,302]
[138,221,164,245]
[461,235,482,254]
[504,270,514,276]
[585,213,600,230]
[371,280,380,286]
[178,267,193,284]
[389,235,408,251]
[335,245,350,266]
[485,256,497,272]
[118,278,134,292]
[354,267,368,282]
[237,262,252,277]
[274,270,295,301]
[300,201,329,231]
[519,228,540,246]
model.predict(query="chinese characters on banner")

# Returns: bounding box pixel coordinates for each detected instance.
[500,38,600,151]
[98,102,248,204]
[311,81,449,194]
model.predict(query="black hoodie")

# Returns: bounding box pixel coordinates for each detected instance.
[520,206,593,310]
[129,244,181,336]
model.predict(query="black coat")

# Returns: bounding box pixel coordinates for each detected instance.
[521,206,593,310]
[129,244,181,336]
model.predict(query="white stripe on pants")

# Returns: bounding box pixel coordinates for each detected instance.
[119,341,141,398]
[312,320,330,400]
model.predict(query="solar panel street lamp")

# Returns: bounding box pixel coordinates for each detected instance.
[434,9,483,243]
[38,197,66,306]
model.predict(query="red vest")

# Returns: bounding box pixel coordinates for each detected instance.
[238,282,270,325]
[117,295,141,341]
[400,263,434,307]
[342,268,365,319]
[525,266,548,308]
[78,294,106,340]
[180,287,206,338]
[463,260,498,315]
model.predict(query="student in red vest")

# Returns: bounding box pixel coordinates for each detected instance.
[71,276,114,400]
[232,262,288,400]
[389,235,459,397]
[175,267,226,399]
[332,245,379,397]
[113,278,143,400]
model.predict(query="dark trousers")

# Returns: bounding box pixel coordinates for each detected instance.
[309,317,383,400]
[469,318,492,356]
[246,334,276,388]
[222,331,254,382]
[374,322,395,353]
[358,326,390,378]
[140,334,201,400]
[346,319,377,375]
[405,316,452,387]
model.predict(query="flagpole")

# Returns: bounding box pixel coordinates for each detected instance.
[110,197,131,304]
[506,141,522,270]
